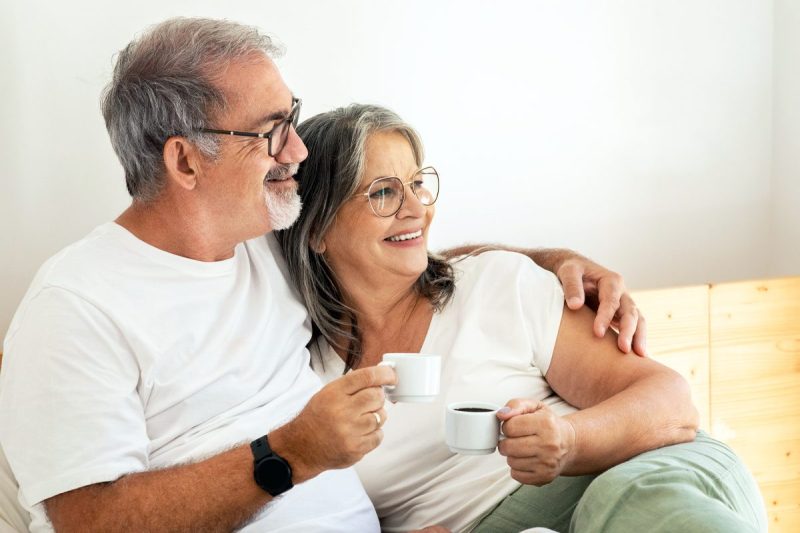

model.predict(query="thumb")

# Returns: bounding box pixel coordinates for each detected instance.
[496,399,545,421]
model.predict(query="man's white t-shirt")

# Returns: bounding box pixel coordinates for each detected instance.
[0,223,378,532]
[313,251,577,532]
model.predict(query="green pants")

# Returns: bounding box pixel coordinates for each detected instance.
[473,431,767,533]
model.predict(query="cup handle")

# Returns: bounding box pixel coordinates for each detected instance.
[377,361,396,391]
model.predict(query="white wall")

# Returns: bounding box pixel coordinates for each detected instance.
[772,0,800,275]
[0,0,791,340]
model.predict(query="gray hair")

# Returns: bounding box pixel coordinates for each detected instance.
[100,17,281,201]
[275,104,455,372]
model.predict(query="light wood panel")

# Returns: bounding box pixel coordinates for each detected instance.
[710,278,800,532]
[631,285,710,430]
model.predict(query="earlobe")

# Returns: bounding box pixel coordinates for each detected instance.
[163,137,199,191]
[311,236,327,254]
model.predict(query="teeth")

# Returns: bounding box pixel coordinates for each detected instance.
[387,230,422,242]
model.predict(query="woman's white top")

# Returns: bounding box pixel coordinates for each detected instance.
[313,251,577,532]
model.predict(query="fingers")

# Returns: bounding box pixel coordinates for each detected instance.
[498,412,573,487]
[499,432,563,486]
[292,370,392,472]
[350,385,386,412]
[339,365,396,394]
[499,404,555,439]
[363,428,384,452]
[374,407,388,429]
[505,451,561,473]
[508,467,559,487]
[496,399,544,421]
[631,313,648,357]
[357,407,388,435]
[614,294,639,353]
[593,273,624,337]
[556,261,586,310]
[338,426,384,459]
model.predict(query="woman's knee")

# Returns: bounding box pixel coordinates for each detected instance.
[570,437,767,532]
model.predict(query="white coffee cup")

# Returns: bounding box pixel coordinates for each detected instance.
[378,353,441,403]
[445,401,502,455]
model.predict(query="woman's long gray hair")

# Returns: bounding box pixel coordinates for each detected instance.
[275,104,455,372]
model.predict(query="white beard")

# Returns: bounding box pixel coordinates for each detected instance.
[264,184,302,230]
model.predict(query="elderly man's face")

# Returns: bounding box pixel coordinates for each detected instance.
[197,54,308,239]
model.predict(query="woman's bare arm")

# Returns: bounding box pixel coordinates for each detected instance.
[498,305,697,484]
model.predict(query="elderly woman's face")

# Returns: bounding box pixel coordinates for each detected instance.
[321,130,434,288]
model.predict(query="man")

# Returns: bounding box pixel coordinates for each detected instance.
[0,18,645,532]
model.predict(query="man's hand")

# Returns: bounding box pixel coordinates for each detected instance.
[438,244,647,356]
[554,254,646,357]
[496,399,576,486]
[44,366,397,533]
[270,365,395,483]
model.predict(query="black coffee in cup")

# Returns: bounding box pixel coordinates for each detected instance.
[447,402,502,455]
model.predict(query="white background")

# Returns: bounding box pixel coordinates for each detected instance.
[1,0,798,338]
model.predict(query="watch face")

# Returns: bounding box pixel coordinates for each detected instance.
[255,457,292,494]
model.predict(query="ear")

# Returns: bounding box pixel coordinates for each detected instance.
[163,136,203,191]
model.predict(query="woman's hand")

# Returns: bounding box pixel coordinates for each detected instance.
[496,399,577,486]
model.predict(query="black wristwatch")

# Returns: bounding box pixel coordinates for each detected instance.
[251,435,294,496]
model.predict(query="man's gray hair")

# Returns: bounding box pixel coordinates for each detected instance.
[276,104,455,372]
[101,17,281,201]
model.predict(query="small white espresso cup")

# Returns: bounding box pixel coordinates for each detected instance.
[445,401,502,455]
[378,353,441,403]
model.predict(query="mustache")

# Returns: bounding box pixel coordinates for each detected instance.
[265,163,300,182]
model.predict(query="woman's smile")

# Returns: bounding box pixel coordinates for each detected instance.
[385,229,424,244]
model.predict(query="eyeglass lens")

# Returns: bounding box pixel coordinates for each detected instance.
[270,100,302,156]
[367,168,439,216]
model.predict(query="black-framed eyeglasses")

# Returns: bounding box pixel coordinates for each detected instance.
[198,98,302,157]
[358,166,440,217]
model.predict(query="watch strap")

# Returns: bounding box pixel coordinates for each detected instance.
[251,435,272,462]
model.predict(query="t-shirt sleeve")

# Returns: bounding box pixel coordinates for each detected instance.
[456,251,565,376]
[0,286,149,507]
[514,257,566,376]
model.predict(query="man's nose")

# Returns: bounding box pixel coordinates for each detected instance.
[276,126,308,165]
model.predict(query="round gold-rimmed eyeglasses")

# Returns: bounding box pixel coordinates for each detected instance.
[358,166,440,217]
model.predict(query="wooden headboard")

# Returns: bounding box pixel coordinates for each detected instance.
[633,277,800,532]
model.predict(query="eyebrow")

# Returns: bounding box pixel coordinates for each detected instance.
[247,95,296,131]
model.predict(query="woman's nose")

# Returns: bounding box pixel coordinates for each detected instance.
[396,186,427,219]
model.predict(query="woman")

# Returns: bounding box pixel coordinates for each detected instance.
[275,105,766,533]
